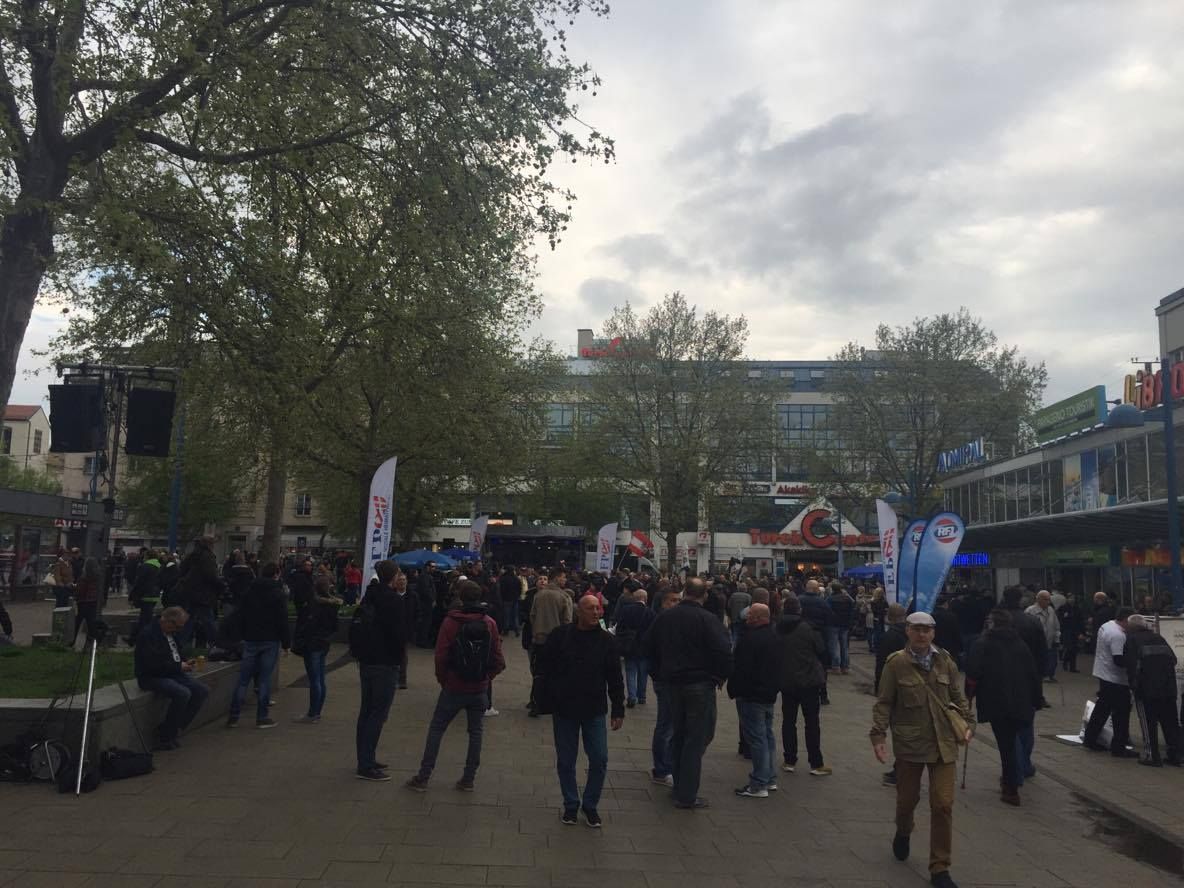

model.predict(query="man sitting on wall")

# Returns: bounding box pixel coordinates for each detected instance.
[135,606,210,751]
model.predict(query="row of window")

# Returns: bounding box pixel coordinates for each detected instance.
[1,427,43,456]
[943,431,1179,525]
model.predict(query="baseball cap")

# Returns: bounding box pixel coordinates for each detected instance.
[905,612,936,627]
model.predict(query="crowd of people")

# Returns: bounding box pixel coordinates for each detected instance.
[31,538,1180,888]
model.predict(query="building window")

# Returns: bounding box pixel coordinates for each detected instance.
[1,427,10,454]
[32,429,42,454]
[747,369,763,379]
[295,493,312,517]
[83,456,98,475]
[779,369,794,379]
[544,403,577,442]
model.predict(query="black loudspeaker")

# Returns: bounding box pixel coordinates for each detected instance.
[124,388,175,457]
[48,384,106,453]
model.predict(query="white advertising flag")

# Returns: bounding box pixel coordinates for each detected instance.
[596,522,618,575]
[875,498,899,604]
[363,457,398,586]
[469,515,490,555]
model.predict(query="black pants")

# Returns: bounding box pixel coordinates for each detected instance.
[1084,679,1131,753]
[1134,696,1182,763]
[781,687,823,769]
[356,664,397,771]
[529,644,545,710]
[71,602,100,645]
[1061,643,1078,671]
[667,681,717,805]
[989,718,1024,786]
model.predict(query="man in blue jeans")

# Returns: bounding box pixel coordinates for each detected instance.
[645,577,733,809]
[406,581,505,792]
[648,589,679,786]
[728,604,781,797]
[538,594,625,826]
[134,607,210,750]
[226,562,290,729]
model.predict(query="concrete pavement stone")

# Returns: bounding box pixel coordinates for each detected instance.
[3,640,1183,887]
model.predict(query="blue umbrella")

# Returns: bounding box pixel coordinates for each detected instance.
[439,548,482,562]
[392,549,456,570]
[843,563,884,579]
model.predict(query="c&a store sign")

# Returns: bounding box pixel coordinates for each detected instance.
[1123,365,1184,410]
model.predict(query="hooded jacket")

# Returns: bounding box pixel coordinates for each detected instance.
[434,607,505,693]
[239,578,292,648]
[540,621,625,721]
[776,613,826,691]
[727,622,781,703]
[965,627,1041,723]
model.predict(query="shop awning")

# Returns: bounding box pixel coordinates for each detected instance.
[962,499,1184,550]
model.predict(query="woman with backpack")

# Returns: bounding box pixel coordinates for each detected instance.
[294,565,344,724]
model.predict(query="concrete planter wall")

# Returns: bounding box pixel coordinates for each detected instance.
[0,658,279,760]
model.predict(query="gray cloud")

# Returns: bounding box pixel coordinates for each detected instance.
[577,277,644,313]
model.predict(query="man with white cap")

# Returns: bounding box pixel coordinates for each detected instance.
[871,610,974,888]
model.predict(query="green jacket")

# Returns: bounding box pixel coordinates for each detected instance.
[870,646,974,764]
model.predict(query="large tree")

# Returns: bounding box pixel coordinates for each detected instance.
[0,0,611,409]
[577,293,779,569]
[803,309,1047,515]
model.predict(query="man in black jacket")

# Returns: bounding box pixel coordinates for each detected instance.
[799,579,833,702]
[933,595,964,669]
[352,560,407,781]
[288,558,316,628]
[135,607,209,750]
[875,603,909,787]
[178,537,224,650]
[1002,587,1047,781]
[1124,614,1181,766]
[226,563,291,729]
[777,595,829,776]
[728,603,781,797]
[644,577,733,809]
[539,594,625,827]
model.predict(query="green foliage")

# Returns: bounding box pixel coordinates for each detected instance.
[0,457,60,495]
[809,308,1048,513]
[0,646,136,698]
[576,293,779,566]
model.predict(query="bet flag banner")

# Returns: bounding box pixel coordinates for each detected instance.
[596,522,618,575]
[913,512,966,614]
[897,518,928,609]
[363,456,398,587]
[875,499,900,603]
[469,515,490,555]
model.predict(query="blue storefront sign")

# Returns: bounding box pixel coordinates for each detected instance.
[937,438,986,473]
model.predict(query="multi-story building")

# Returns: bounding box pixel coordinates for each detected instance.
[2,406,51,473]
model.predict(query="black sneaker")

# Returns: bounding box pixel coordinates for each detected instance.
[374,761,389,770]
[561,808,578,825]
[225,717,239,728]
[930,871,959,888]
[882,771,897,787]
[892,833,910,861]
[456,778,475,792]
[583,809,602,828]
[405,775,429,792]
[256,718,277,729]
[356,768,391,782]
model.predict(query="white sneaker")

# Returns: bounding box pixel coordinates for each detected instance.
[767,782,778,792]
[483,708,499,717]
[782,763,796,773]
[651,773,674,787]
[734,784,769,799]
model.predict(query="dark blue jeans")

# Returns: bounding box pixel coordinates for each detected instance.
[739,700,775,787]
[180,605,219,650]
[652,681,674,778]
[667,681,717,804]
[1014,719,1035,785]
[139,673,210,741]
[304,649,327,717]
[416,689,486,782]
[356,664,397,770]
[229,640,280,722]
[625,656,649,703]
[552,713,608,813]
[827,627,850,670]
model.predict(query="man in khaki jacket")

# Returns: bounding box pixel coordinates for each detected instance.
[871,611,974,888]
[528,573,573,717]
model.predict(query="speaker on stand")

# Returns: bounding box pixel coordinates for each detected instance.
[124,389,176,457]
[48,384,106,453]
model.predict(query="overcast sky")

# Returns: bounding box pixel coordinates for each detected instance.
[11,1,1182,407]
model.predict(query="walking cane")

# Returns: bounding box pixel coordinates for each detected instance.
[960,740,970,790]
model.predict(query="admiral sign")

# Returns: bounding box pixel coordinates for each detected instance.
[936,438,986,473]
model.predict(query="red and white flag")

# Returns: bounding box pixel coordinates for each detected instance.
[627,530,653,556]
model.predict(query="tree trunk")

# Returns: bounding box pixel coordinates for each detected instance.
[0,179,63,408]
[260,450,288,562]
